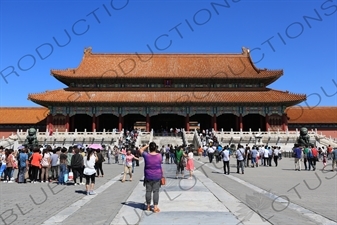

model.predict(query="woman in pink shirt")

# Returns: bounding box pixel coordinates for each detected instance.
[121,149,139,182]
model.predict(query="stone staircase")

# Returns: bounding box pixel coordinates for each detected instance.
[151,135,184,147]
[314,134,337,148]
[213,128,337,152]
[0,135,20,149]
[135,130,152,146]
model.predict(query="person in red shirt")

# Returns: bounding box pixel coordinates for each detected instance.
[30,147,42,183]
[197,146,203,160]
[312,146,318,158]
[310,145,318,170]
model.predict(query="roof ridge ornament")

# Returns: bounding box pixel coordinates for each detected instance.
[84,47,92,55]
[242,47,250,55]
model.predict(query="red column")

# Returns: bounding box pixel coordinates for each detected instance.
[213,114,217,131]
[47,114,54,135]
[65,114,69,131]
[265,114,270,131]
[118,114,123,131]
[185,114,190,131]
[48,115,53,131]
[92,114,96,131]
[146,114,150,132]
[282,113,288,131]
[239,114,243,130]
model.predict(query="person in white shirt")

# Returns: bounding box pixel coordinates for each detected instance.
[84,149,98,195]
[186,149,195,179]
[207,145,215,163]
[259,146,264,166]
[221,148,230,175]
[263,147,269,166]
[236,145,245,174]
[273,147,280,167]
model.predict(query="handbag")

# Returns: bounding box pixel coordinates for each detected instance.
[182,158,186,167]
[126,161,132,167]
[12,161,18,169]
[179,155,186,167]
[64,173,68,182]
[68,171,74,181]
[160,177,166,185]
[12,156,18,169]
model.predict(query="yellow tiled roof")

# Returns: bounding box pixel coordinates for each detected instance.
[51,48,283,81]
[28,89,305,105]
[287,107,337,124]
[0,107,48,124]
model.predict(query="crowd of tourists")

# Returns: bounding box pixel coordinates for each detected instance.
[1,130,336,214]
[197,143,284,175]
[292,144,337,171]
[152,127,183,136]
[0,145,107,194]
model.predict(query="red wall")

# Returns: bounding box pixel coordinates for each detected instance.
[316,130,337,139]
[0,130,17,139]
[288,128,337,139]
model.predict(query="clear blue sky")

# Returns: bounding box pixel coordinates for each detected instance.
[0,0,336,107]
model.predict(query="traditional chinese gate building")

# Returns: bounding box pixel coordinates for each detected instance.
[28,47,306,133]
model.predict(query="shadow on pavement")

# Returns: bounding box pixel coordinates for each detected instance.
[122,201,145,210]
[75,190,87,195]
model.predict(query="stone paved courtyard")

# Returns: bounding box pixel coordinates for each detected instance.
[0,156,336,225]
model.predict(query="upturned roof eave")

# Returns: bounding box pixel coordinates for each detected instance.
[27,97,307,106]
[50,72,283,81]
[49,47,284,81]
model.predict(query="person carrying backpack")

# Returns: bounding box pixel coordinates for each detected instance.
[308,145,317,171]
[307,146,314,170]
